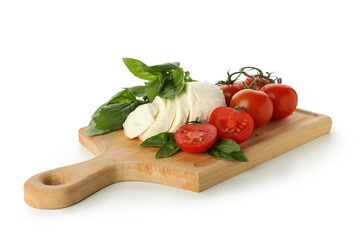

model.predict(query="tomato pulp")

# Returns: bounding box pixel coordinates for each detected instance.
[230,89,273,128]
[209,106,254,144]
[174,123,217,153]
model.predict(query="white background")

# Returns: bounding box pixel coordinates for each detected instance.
[1,0,359,239]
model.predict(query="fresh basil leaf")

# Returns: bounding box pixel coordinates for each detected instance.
[85,89,143,136]
[145,73,167,102]
[158,68,185,99]
[122,58,159,81]
[141,132,176,147]
[207,139,248,162]
[85,104,107,136]
[145,62,180,74]
[107,88,137,105]
[140,132,180,158]
[127,85,147,98]
[85,119,111,136]
[207,148,248,162]
[90,103,105,118]
[155,142,180,158]
[222,151,248,161]
[95,101,141,130]
[211,138,241,153]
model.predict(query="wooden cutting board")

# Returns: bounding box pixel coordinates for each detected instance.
[24,109,331,209]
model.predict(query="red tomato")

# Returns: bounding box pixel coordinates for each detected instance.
[209,106,254,144]
[219,81,246,106]
[261,84,298,120]
[174,123,217,153]
[230,89,273,128]
[244,77,271,90]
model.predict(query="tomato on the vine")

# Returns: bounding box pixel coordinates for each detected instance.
[219,81,245,106]
[209,106,254,144]
[230,89,273,128]
[261,84,298,120]
[174,123,217,153]
[244,77,271,90]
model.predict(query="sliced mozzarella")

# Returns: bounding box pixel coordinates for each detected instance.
[168,90,190,132]
[123,82,226,141]
[139,96,176,141]
[123,102,159,139]
[187,82,226,122]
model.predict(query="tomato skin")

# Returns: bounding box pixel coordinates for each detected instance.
[230,89,273,128]
[261,84,298,120]
[219,81,245,106]
[174,123,217,153]
[209,106,254,144]
[244,77,270,90]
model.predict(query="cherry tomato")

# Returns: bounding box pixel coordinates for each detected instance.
[174,123,217,153]
[209,106,254,144]
[244,77,271,90]
[230,89,273,128]
[219,81,246,106]
[261,84,298,120]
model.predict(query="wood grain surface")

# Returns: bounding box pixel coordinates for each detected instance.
[24,109,332,209]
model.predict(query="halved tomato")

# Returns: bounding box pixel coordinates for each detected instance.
[209,106,254,144]
[174,123,217,153]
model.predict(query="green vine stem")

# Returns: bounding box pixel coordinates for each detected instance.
[216,66,283,90]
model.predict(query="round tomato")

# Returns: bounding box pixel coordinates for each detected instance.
[209,106,254,144]
[261,84,298,120]
[174,123,217,153]
[219,81,246,106]
[230,89,273,128]
[244,77,271,90]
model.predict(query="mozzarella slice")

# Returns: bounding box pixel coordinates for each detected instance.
[187,82,226,122]
[123,102,159,139]
[139,96,176,141]
[168,89,190,132]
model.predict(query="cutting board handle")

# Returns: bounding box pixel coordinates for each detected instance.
[24,154,117,209]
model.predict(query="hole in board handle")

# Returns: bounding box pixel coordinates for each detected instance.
[42,171,73,185]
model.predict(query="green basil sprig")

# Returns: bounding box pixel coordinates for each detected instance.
[85,58,194,136]
[207,139,248,162]
[140,132,180,158]
[123,58,194,102]
[123,58,180,81]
